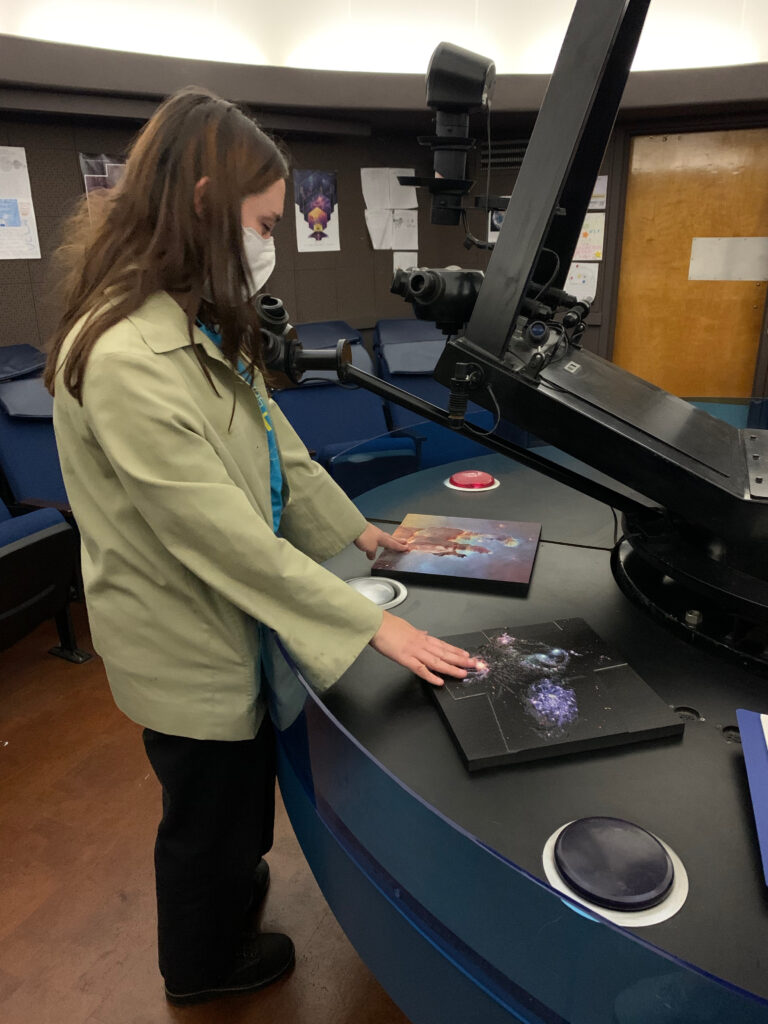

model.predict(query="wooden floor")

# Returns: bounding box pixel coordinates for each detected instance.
[0,605,411,1024]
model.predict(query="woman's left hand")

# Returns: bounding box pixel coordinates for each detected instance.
[354,523,409,561]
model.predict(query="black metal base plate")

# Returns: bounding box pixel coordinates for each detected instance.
[612,540,768,673]
[49,646,92,664]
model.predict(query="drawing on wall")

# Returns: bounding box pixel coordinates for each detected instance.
[573,211,605,261]
[372,513,541,592]
[0,147,41,260]
[363,205,418,251]
[431,618,684,770]
[391,209,417,250]
[566,261,599,301]
[293,170,340,252]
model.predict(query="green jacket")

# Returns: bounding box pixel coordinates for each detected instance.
[53,291,382,740]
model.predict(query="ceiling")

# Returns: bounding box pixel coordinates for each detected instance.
[1,0,766,75]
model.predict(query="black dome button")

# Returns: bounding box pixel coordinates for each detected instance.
[554,817,674,912]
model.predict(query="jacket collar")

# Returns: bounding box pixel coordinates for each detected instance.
[126,291,229,368]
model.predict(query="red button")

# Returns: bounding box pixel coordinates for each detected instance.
[449,470,496,489]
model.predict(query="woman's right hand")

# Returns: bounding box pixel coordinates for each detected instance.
[369,611,477,686]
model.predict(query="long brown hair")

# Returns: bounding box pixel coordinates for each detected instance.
[45,86,289,401]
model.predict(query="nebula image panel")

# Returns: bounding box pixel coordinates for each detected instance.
[432,618,683,770]
[372,513,541,590]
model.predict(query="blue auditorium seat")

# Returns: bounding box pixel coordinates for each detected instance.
[0,497,89,661]
[272,343,418,497]
[0,344,46,382]
[373,318,530,469]
[0,375,68,506]
[294,320,363,349]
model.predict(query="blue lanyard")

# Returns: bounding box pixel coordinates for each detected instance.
[196,321,283,533]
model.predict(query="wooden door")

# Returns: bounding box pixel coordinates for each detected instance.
[612,128,768,397]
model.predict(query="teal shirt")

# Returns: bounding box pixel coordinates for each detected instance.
[196,321,283,533]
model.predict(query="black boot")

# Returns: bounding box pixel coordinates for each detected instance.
[164,932,295,1006]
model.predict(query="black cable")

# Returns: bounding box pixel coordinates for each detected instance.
[460,100,496,253]
[464,383,502,436]
[461,208,494,251]
[569,322,586,348]
[485,99,492,245]
[532,249,560,302]
[611,507,619,546]
[542,538,614,552]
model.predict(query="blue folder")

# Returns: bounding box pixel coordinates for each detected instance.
[736,708,768,886]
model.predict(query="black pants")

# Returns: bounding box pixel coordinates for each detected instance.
[142,716,276,990]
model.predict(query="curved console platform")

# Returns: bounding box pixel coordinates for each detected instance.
[268,450,768,1023]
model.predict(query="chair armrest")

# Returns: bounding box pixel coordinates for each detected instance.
[388,428,426,460]
[13,498,72,516]
[0,506,68,548]
[12,500,76,534]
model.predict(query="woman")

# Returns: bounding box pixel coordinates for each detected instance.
[45,86,475,1005]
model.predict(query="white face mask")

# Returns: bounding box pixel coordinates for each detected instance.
[202,227,276,304]
[243,227,276,298]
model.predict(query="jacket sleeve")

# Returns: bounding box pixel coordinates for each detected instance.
[83,348,382,690]
[267,395,370,563]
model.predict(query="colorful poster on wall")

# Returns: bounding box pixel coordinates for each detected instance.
[573,211,605,261]
[293,170,340,253]
[0,147,41,260]
[566,261,599,301]
[78,153,127,212]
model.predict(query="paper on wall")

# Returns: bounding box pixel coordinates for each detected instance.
[388,168,417,209]
[360,167,416,210]
[393,251,418,274]
[361,168,390,211]
[573,212,605,261]
[689,237,768,281]
[392,209,418,251]
[0,147,41,260]
[565,262,599,301]
[589,174,608,210]
[364,209,393,250]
